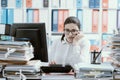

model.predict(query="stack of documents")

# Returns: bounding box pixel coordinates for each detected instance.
[0,41,34,65]
[109,34,120,67]
[0,65,3,72]
[3,60,41,78]
[74,62,114,79]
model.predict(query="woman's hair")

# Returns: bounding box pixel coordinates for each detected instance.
[61,16,81,41]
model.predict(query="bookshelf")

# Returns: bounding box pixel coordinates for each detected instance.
[0,0,119,62]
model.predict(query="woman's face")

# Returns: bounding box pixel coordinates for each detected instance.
[64,23,79,43]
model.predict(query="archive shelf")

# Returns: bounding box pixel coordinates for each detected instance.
[0,0,119,62]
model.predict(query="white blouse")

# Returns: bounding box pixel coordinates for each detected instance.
[49,36,91,66]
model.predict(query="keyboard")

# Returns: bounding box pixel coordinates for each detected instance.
[40,64,73,73]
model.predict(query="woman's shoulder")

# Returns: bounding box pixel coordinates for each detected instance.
[79,36,90,45]
[52,38,62,44]
[80,36,89,41]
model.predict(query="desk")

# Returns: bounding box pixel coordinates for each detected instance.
[3,74,119,80]
[41,73,113,80]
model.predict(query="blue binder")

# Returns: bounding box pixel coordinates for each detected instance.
[118,0,120,9]
[89,0,94,8]
[52,10,58,32]
[94,0,100,8]
[16,0,22,8]
[27,9,33,23]
[7,9,14,24]
[77,9,83,30]
[1,9,7,24]
[1,0,7,7]
[76,0,82,8]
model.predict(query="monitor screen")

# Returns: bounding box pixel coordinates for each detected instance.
[10,23,48,62]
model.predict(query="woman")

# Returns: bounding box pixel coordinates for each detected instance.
[49,16,91,67]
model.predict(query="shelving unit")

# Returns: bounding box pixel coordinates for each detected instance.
[0,0,119,62]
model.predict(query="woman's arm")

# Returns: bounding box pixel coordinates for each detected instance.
[80,39,91,63]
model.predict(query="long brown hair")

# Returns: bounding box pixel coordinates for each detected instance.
[61,16,81,41]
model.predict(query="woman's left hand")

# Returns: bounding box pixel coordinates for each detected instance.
[73,31,84,45]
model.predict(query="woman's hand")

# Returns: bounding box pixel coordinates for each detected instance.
[73,31,84,45]
[49,61,56,65]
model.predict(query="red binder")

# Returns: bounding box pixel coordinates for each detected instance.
[92,10,99,33]
[102,0,108,8]
[26,0,32,8]
[102,10,108,33]
[58,10,64,32]
[33,9,39,23]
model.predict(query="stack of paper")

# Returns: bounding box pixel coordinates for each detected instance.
[109,34,120,67]
[3,60,41,78]
[74,63,114,79]
[0,41,34,65]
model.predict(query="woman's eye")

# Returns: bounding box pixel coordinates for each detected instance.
[71,30,76,32]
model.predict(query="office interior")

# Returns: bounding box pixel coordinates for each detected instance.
[0,0,120,80]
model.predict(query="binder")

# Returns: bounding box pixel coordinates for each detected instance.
[16,0,22,8]
[1,9,7,24]
[52,10,58,32]
[92,10,99,33]
[102,33,112,46]
[118,0,120,9]
[102,10,108,33]
[7,9,14,24]
[102,0,108,8]
[89,0,94,8]
[1,0,7,7]
[77,9,83,30]
[0,9,2,23]
[33,9,39,23]
[90,39,99,51]
[117,10,120,29]
[26,0,32,8]
[43,0,49,7]
[94,0,100,8]
[58,10,64,32]
[27,9,33,23]
[76,0,82,8]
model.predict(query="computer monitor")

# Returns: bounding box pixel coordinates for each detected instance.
[10,23,48,62]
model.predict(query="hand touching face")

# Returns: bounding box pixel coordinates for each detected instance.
[64,23,84,44]
[73,31,84,45]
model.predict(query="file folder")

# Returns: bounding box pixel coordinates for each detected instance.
[33,9,39,23]
[16,0,22,8]
[102,10,108,33]
[1,0,7,7]
[26,0,32,8]
[92,10,99,33]
[102,0,108,8]
[117,10,120,29]
[58,10,64,32]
